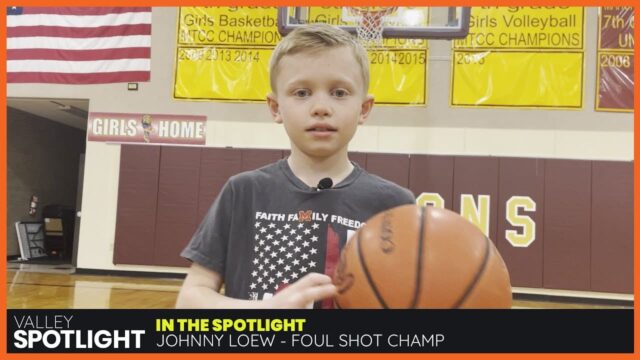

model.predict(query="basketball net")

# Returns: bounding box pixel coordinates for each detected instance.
[346,7,397,47]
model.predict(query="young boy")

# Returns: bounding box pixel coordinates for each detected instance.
[176,23,415,309]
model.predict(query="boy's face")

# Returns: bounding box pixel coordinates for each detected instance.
[267,46,374,160]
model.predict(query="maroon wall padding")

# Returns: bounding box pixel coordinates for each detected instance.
[590,161,633,293]
[112,146,634,295]
[497,158,545,288]
[408,155,454,210]
[543,159,591,291]
[198,148,242,221]
[452,156,499,243]
[154,147,201,267]
[113,145,160,265]
[348,152,367,169]
[240,149,284,171]
[365,153,410,187]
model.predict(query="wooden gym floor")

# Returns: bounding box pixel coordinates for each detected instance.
[6,263,633,309]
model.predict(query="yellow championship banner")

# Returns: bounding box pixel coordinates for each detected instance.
[306,7,429,49]
[454,7,584,50]
[369,50,427,104]
[175,47,272,102]
[451,51,583,108]
[178,7,281,46]
[174,7,427,104]
[450,7,584,108]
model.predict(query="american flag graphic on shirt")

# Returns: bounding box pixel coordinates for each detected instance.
[248,214,340,306]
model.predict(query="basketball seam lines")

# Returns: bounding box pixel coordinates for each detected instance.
[409,206,426,308]
[451,235,492,309]
[357,224,389,309]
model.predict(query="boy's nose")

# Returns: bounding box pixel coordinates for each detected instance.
[310,99,332,118]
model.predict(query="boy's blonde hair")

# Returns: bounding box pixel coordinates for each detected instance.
[269,23,370,93]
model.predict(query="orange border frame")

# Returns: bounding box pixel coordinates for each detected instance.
[1,2,638,360]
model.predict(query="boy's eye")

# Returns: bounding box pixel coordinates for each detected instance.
[293,89,311,97]
[332,89,349,97]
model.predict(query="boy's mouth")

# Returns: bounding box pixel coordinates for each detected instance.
[306,124,337,132]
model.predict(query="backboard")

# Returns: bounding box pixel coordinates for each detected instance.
[277,7,471,40]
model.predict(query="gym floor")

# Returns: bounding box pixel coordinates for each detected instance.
[6,263,633,309]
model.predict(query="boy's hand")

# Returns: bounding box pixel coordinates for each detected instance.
[265,273,337,309]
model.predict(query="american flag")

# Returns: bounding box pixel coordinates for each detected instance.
[7,7,151,84]
[249,217,339,308]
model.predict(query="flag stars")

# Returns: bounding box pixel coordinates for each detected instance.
[262,284,268,290]
[277,258,284,265]
[302,241,310,247]
[275,229,282,235]
[291,272,299,279]
[271,252,278,258]
[260,227,267,233]
[301,253,309,260]
[310,248,318,255]
[268,223,276,228]
[300,266,308,272]
[293,259,300,266]
[303,229,311,235]
[253,259,259,265]
[284,224,291,230]
[269,264,276,271]
[251,271,258,277]
[268,278,275,284]
[298,223,304,229]
[311,236,318,242]
[254,222,261,228]
[296,235,302,241]
[309,261,317,268]
[266,234,273,240]
[250,283,256,289]
[312,223,319,229]
[286,252,293,258]
[294,246,301,253]
[289,229,296,235]
[284,265,291,272]
[276,271,283,278]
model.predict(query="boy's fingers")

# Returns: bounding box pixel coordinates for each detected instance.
[302,283,337,303]
[292,272,333,289]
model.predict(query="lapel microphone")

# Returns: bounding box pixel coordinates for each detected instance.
[315,177,333,191]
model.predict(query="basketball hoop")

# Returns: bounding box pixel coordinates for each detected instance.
[345,7,397,47]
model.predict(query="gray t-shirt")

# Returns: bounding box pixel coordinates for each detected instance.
[181,159,415,305]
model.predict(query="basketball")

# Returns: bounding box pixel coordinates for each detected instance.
[333,204,512,309]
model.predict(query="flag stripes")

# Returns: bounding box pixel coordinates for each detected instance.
[7,7,151,84]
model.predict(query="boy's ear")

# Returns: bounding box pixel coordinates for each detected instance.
[358,95,375,125]
[266,93,283,124]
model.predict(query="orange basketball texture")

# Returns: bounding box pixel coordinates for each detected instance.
[333,204,512,308]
